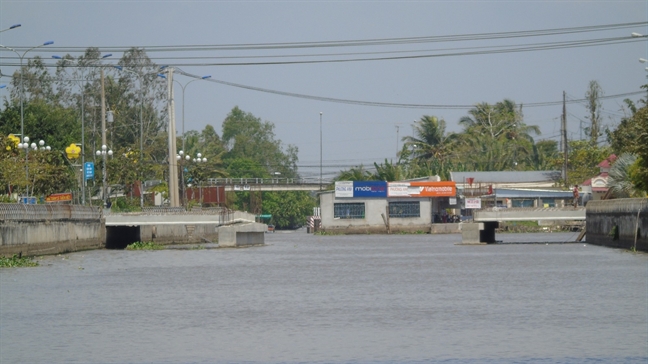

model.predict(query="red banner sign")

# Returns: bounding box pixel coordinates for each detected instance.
[45,193,73,202]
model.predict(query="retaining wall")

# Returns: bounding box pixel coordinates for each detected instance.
[321,223,460,235]
[0,204,104,256]
[586,198,648,251]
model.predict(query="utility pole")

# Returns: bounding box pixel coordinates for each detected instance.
[562,91,568,187]
[396,125,399,157]
[165,67,180,207]
[319,112,323,191]
[101,69,107,206]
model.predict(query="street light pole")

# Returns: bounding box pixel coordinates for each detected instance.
[176,75,211,205]
[114,65,148,208]
[0,40,54,198]
[319,111,323,190]
[54,53,112,205]
[100,68,108,206]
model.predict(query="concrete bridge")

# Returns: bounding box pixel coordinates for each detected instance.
[462,206,586,245]
[0,204,267,256]
[473,206,586,222]
[104,208,266,248]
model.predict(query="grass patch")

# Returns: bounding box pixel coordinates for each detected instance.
[0,254,39,268]
[126,241,164,250]
[507,221,540,227]
[396,230,428,234]
[314,231,342,236]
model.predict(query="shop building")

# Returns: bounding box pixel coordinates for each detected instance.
[319,179,459,234]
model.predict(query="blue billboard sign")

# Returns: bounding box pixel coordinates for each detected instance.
[353,181,387,198]
[21,197,37,204]
[84,162,94,180]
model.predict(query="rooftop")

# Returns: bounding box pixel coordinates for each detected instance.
[450,171,562,184]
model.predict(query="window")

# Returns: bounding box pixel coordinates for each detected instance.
[389,201,420,218]
[334,203,365,219]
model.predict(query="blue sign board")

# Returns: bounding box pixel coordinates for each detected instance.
[21,197,37,204]
[84,162,94,180]
[352,181,388,198]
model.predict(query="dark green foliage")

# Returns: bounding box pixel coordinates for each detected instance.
[126,241,164,250]
[261,191,317,229]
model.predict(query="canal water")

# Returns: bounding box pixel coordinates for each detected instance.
[1,232,646,364]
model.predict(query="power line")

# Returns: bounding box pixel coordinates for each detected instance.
[5,21,644,53]
[3,36,643,67]
[176,67,646,110]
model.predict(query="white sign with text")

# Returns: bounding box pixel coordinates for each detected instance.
[465,198,482,209]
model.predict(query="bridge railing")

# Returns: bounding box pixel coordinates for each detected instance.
[205,178,327,185]
[139,206,231,215]
[473,205,586,222]
[0,203,101,222]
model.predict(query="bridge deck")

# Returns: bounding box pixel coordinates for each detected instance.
[473,207,586,222]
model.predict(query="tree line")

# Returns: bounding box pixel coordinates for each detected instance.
[336,85,648,198]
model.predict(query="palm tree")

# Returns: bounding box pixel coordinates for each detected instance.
[402,115,455,163]
[335,165,374,181]
[460,99,539,141]
[457,99,541,171]
[373,159,405,181]
[607,153,645,198]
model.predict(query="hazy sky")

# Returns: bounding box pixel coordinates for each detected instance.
[1,0,647,180]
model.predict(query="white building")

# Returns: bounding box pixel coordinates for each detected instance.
[319,180,459,234]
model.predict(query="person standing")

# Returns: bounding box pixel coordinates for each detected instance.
[573,185,579,208]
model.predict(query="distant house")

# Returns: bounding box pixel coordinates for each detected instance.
[449,170,569,209]
[580,154,617,201]
[450,171,562,190]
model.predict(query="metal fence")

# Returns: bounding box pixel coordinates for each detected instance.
[0,203,102,221]
[206,177,325,185]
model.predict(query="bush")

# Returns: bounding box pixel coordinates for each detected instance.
[126,241,164,250]
[0,254,39,268]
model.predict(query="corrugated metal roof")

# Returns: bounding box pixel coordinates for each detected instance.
[481,188,572,199]
[450,171,562,184]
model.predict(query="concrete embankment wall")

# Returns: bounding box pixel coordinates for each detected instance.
[0,204,104,256]
[586,198,648,252]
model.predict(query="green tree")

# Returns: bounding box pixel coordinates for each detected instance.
[110,47,167,150]
[629,106,648,193]
[607,153,645,198]
[561,140,612,186]
[373,159,405,181]
[334,165,375,181]
[456,99,540,171]
[0,99,80,198]
[226,157,269,178]
[529,140,560,171]
[9,56,56,104]
[402,115,455,163]
[222,106,298,177]
[585,80,604,146]
[607,99,641,155]
[458,100,537,140]
[262,191,317,229]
